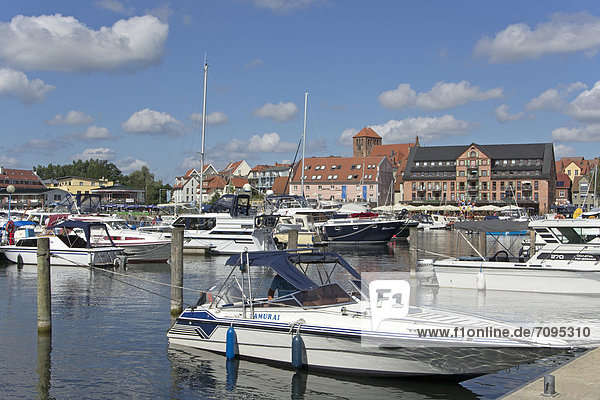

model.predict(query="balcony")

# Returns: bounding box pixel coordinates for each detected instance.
[467,173,479,181]
[467,185,478,192]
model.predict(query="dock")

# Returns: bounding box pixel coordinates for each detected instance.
[500,347,600,399]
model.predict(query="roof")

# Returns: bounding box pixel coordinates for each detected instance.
[271,176,289,194]
[0,168,45,189]
[556,173,571,189]
[369,143,415,166]
[290,156,389,185]
[229,177,249,188]
[353,127,381,139]
[222,160,244,173]
[202,176,227,191]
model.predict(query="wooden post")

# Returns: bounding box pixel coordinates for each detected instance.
[478,231,487,259]
[171,226,184,316]
[37,237,51,333]
[409,226,418,276]
[288,230,298,250]
[529,229,536,257]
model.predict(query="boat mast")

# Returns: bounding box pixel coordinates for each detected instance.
[199,58,208,211]
[301,92,308,197]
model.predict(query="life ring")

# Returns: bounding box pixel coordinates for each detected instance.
[554,214,565,219]
[5,220,15,234]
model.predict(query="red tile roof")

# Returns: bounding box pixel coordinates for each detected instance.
[0,168,44,189]
[353,127,381,139]
[369,143,416,167]
[271,176,289,194]
[229,177,249,188]
[290,156,387,185]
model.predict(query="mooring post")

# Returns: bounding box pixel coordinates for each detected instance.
[409,226,418,276]
[529,229,536,257]
[288,229,298,250]
[478,231,487,259]
[171,226,184,316]
[37,237,51,333]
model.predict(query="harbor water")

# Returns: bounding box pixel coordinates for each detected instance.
[1,230,596,399]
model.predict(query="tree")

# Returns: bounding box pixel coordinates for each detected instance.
[34,159,123,182]
[122,166,172,205]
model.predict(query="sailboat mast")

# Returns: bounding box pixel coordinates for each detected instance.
[301,92,308,197]
[199,60,208,211]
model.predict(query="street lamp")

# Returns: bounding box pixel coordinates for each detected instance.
[6,184,15,221]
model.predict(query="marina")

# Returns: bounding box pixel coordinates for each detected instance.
[1,229,597,399]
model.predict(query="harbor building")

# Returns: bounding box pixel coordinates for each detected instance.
[288,155,395,204]
[46,176,113,195]
[402,142,556,214]
[0,167,46,208]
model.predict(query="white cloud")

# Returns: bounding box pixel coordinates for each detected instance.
[243,59,263,69]
[45,110,94,126]
[554,144,575,158]
[122,108,188,137]
[565,81,600,122]
[72,147,116,161]
[378,81,503,111]
[118,157,148,173]
[495,104,525,123]
[337,128,359,146]
[0,68,55,104]
[552,125,600,142]
[189,111,229,125]
[95,0,135,14]
[225,132,296,153]
[526,82,587,111]
[369,115,472,144]
[0,155,20,167]
[253,101,298,122]
[82,126,112,140]
[0,14,168,73]
[474,12,600,63]
[252,0,326,14]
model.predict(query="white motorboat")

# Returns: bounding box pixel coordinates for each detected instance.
[0,220,123,267]
[69,215,171,263]
[140,193,278,255]
[429,218,600,294]
[168,250,566,378]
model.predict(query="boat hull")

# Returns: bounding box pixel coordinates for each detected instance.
[0,246,121,267]
[168,308,560,378]
[431,260,600,294]
[322,220,409,244]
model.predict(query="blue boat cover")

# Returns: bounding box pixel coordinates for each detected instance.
[225,251,361,291]
[49,220,114,248]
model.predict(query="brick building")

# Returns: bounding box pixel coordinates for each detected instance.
[402,143,556,214]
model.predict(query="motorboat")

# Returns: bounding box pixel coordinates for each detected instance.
[0,220,123,267]
[140,193,278,255]
[68,215,171,263]
[428,218,600,294]
[410,213,451,230]
[316,210,417,244]
[168,250,567,378]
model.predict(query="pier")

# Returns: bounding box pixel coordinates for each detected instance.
[501,347,600,399]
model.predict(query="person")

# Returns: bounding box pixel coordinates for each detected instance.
[267,274,296,300]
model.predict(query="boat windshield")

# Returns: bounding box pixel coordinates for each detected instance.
[173,217,216,230]
[550,227,600,244]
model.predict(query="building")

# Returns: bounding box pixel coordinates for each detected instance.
[572,175,599,210]
[0,167,47,208]
[46,176,113,195]
[220,160,251,179]
[256,164,291,193]
[288,156,394,204]
[92,184,145,205]
[556,157,597,182]
[352,127,382,158]
[555,173,572,206]
[402,143,556,214]
[172,165,218,205]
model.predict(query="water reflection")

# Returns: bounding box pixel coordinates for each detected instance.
[167,345,479,399]
[37,333,52,400]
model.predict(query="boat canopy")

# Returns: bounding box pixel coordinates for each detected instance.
[454,220,528,233]
[50,220,115,248]
[225,251,361,292]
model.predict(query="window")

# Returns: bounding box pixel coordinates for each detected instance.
[534,181,539,190]
[330,185,335,190]
[348,174,353,179]
[311,175,316,179]
[331,165,336,170]
[356,164,361,169]
[315,166,320,170]
[575,170,579,176]
[459,160,465,166]
[316,175,322,180]
[318,185,322,190]
[321,165,326,170]
[328,175,332,179]
[333,175,338,179]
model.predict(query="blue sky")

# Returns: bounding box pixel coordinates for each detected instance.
[1,1,600,182]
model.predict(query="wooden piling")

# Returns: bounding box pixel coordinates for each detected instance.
[529,229,536,257]
[37,237,51,333]
[409,226,418,276]
[171,226,184,316]
[288,230,298,250]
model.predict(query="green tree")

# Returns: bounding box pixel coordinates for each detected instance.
[122,166,172,205]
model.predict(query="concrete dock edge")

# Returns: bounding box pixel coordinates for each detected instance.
[499,347,600,400]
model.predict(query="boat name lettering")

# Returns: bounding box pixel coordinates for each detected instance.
[538,253,599,262]
[253,313,280,321]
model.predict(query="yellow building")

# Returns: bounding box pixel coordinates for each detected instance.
[47,176,113,195]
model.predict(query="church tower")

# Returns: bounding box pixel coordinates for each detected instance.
[353,127,382,157]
